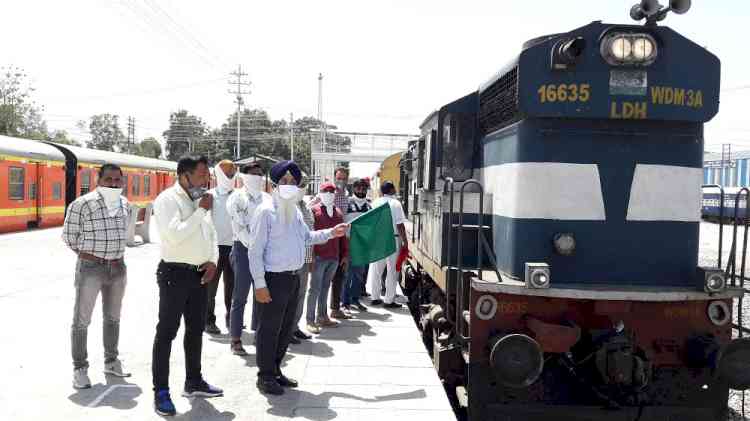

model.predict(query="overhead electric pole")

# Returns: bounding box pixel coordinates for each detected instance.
[289,112,294,161]
[229,64,251,160]
[127,116,135,152]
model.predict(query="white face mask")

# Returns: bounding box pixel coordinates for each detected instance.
[278,185,299,200]
[319,192,335,207]
[97,186,123,204]
[240,174,264,194]
[214,164,235,193]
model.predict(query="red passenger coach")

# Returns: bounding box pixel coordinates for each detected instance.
[0,135,177,234]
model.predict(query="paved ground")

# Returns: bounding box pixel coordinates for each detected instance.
[0,225,455,421]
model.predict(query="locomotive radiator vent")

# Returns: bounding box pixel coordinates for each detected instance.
[479,66,520,135]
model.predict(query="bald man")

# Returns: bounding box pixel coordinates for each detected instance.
[205,160,237,334]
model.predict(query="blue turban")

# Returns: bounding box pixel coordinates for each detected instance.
[270,160,302,185]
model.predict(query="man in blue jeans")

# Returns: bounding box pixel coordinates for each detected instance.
[226,162,270,355]
[341,178,371,312]
[306,182,348,333]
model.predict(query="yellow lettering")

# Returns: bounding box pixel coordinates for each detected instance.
[634,102,647,119]
[651,86,664,104]
[664,87,674,105]
[674,89,685,106]
[611,102,622,118]
[687,90,695,107]
[623,102,635,118]
[695,91,703,108]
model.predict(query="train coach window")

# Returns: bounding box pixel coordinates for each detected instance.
[144,175,151,196]
[80,171,91,195]
[441,113,474,181]
[29,183,37,200]
[53,183,62,200]
[9,167,25,200]
[122,175,128,196]
[133,175,140,196]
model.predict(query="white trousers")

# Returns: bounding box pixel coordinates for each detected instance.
[367,249,399,304]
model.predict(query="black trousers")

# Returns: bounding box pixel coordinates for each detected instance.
[255,271,300,379]
[330,265,344,310]
[206,245,234,325]
[152,261,207,391]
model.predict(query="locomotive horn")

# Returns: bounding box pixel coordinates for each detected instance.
[669,0,691,14]
[630,0,662,21]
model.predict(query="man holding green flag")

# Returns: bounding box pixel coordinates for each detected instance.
[350,181,407,309]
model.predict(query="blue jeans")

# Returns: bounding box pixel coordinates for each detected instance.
[306,257,338,324]
[342,261,366,306]
[229,242,254,339]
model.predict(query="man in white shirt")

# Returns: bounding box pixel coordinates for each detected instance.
[365,181,407,308]
[226,162,270,355]
[151,155,222,416]
[205,160,237,334]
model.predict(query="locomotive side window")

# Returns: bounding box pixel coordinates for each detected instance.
[8,167,25,200]
[441,113,474,181]
[144,175,151,196]
[52,183,62,200]
[80,171,91,195]
[417,136,425,188]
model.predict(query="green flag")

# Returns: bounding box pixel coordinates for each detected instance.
[349,203,396,266]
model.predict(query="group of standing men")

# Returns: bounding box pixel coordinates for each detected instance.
[62,155,406,416]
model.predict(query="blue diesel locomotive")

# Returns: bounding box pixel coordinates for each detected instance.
[398,1,750,420]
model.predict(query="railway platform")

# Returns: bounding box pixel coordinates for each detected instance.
[0,225,455,421]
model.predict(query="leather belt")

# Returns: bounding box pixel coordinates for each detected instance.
[268,270,299,276]
[161,261,202,271]
[79,253,123,265]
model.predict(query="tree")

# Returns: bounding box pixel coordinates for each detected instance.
[137,137,162,159]
[49,130,81,147]
[0,66,48,139]
[163,110,208,161]
[87,113,123,151]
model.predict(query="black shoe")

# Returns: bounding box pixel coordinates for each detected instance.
[384,302,402,309]
[353,302,368,312]
[370,299,383,305]
[361,291,371,297]
[182,380,223,398]
[204,323,221,335]
[257,377,284,395]
[294,329,312,340]
[289,336,301,345]
[276,374,298,388]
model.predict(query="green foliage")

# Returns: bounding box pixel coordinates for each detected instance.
[163,109,208,161]
[137,137,163,159]
[87,113,124,151]
[0,66,48,139]
[49,130,81,146]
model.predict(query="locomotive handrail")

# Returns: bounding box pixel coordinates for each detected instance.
[702,184,724,268]
[727,188,750,341]
[444,177,457,328]
[457,179,485,343]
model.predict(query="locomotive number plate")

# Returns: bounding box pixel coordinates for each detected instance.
[537,83,591,103]
[609,70,648,96]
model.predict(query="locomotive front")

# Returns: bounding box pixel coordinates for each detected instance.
[404,1,750,420]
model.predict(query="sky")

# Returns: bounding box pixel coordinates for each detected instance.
[3,0,750,177]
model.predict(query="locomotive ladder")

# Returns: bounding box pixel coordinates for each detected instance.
[444,177,503,344]
[711,184,750,419]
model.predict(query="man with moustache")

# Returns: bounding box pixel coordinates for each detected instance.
[247,160,347,395]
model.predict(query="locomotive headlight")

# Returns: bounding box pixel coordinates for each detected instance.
[553,233,576,256]
[601,33,658,65]
[632,37,655,60]
[706,274,726,293]
[610,36,632,60]
[525,263,551,289]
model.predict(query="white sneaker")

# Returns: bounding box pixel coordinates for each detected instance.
[73,368,91,389]
[104,359,131,377]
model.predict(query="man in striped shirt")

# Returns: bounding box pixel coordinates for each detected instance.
[63,163,132,390]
